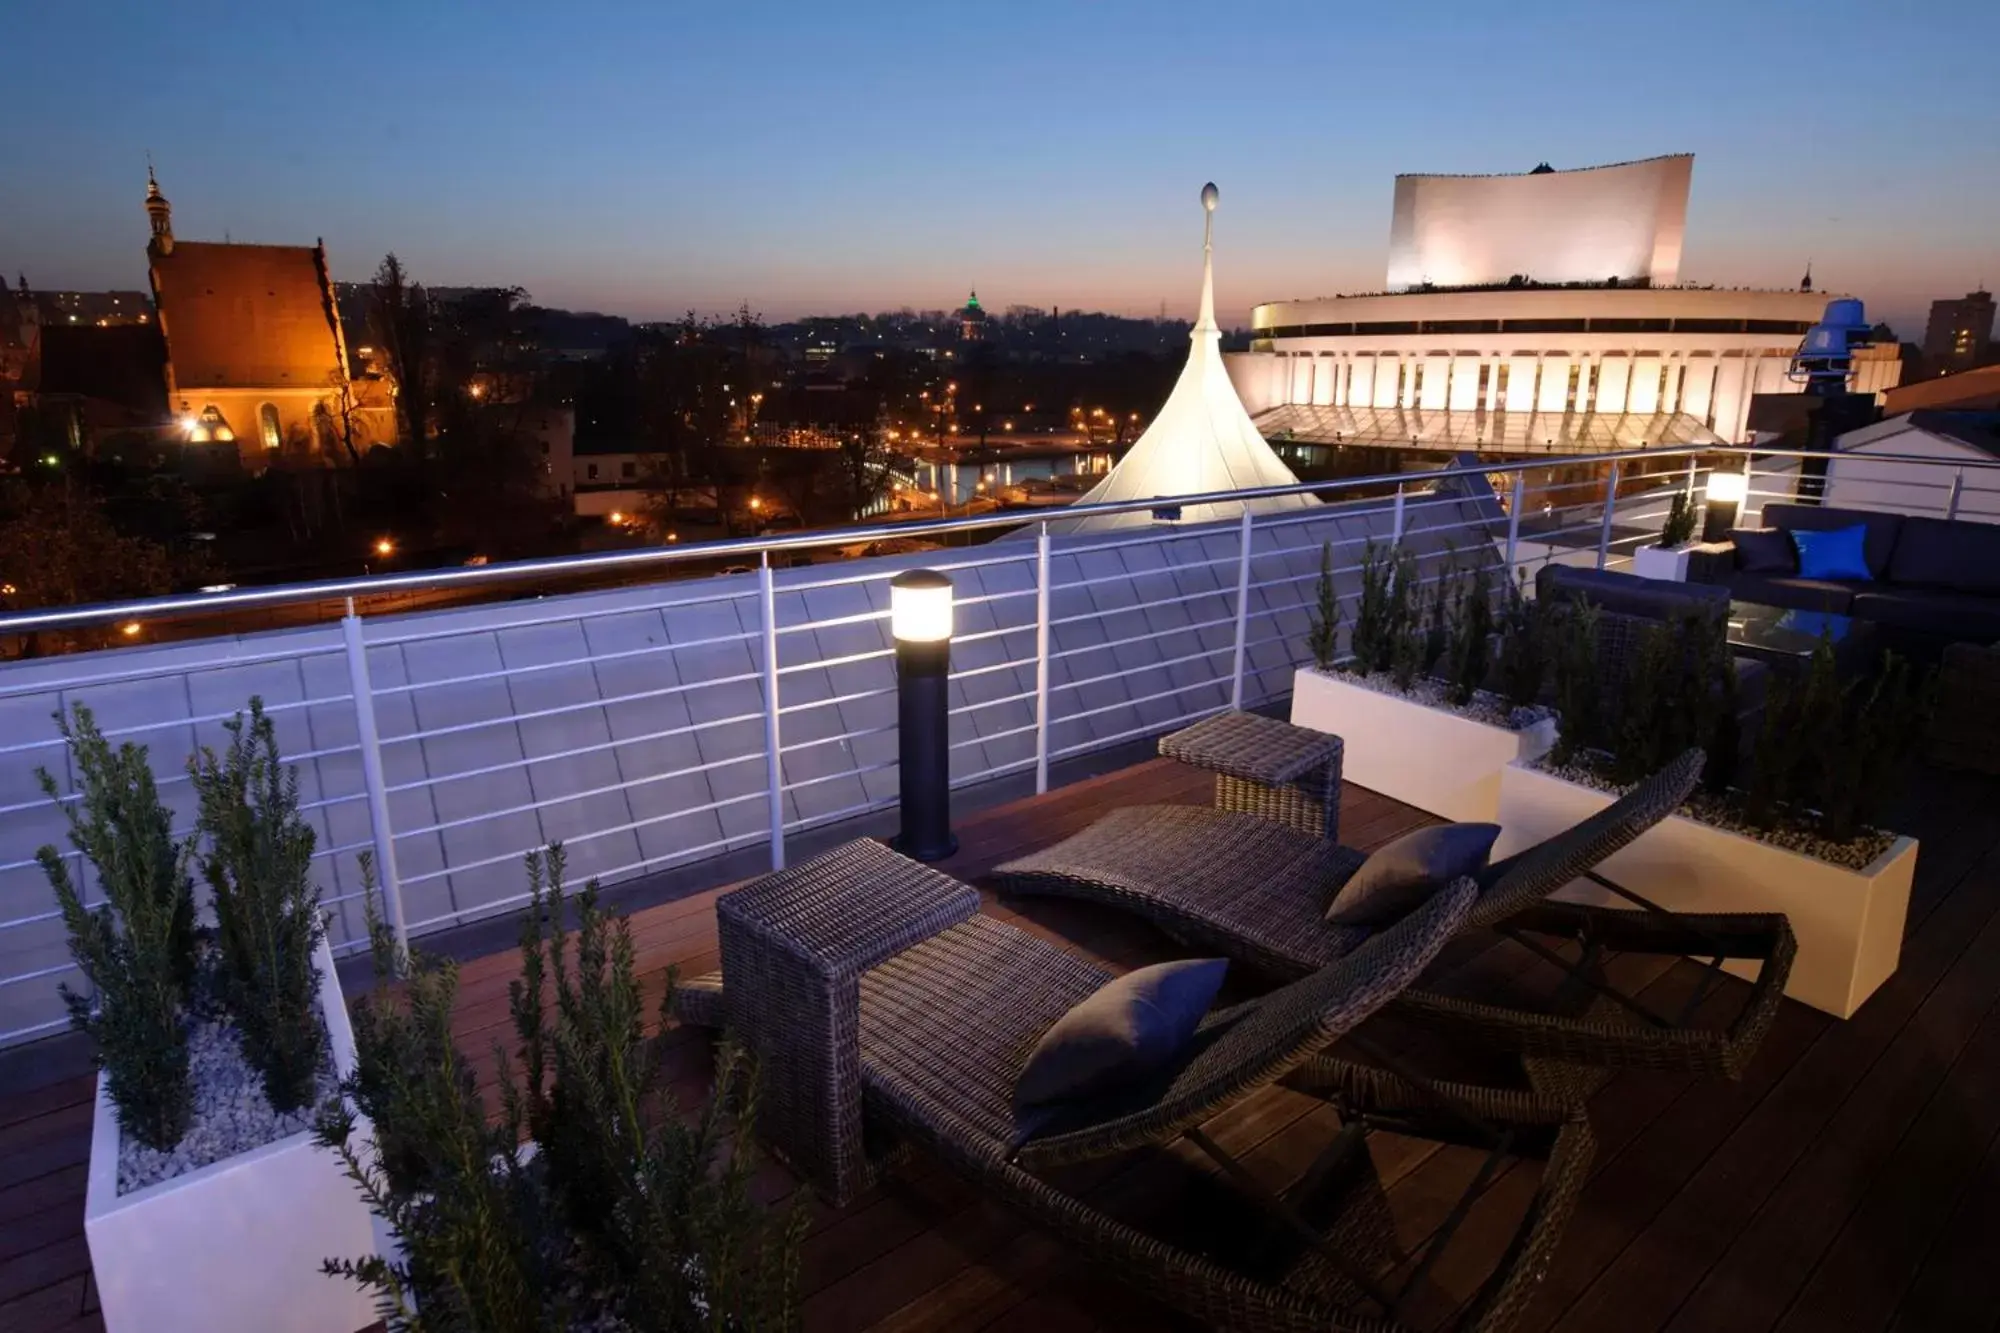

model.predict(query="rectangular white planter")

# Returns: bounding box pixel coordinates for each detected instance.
[1495,761,1917,1019]
[86,937,383,1333]
[1290,667,1557,823]
[1632,543,1694,581]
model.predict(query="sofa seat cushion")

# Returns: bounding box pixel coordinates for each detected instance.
[1725,574,1860,614]
[1887,517,2000,596]
[1849,588,2000,642]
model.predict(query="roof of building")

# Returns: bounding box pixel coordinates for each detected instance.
[1838,409,2000,459]
[150,241,344,390]
[23,323,169,416]
[1253,403,1725,453]
[1044,187,1314,533]
[1883,364,2000,414]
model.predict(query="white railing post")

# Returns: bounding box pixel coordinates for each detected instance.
[1742,457,1760,523]
[1596,461,1621,571]
[759,554,784,871]
[340,599,408,963]
[1946,468,1965,520]
[1684,457,1698,497]
[1034,521,1052,795]
[1505,471,1525,571]
[1230,509,1254,710]
[1391,484,1407,546]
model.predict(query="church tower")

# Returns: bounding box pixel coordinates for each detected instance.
[146,167,173,257]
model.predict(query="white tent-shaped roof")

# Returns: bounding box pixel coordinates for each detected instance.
[1044,184,1317,533]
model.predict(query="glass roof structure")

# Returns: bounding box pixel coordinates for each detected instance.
[1251,403,1725,453]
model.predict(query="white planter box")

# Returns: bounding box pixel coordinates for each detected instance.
[1632,543,1694,581]
[1290,667,1557,823]
[86,937,383,1333]
[1496,762,1917,1019]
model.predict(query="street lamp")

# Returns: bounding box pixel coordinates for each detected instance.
[890,570,956,861]
[373,537,395,558]
[1703,469,1749,541]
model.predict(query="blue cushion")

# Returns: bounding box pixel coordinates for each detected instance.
[1013,958,1228,1135]
[1793,525,1872,582]
[1325,823,1500,927]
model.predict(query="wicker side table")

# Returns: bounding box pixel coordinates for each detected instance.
[1158,710,1345,840]
[717,838,980,1204]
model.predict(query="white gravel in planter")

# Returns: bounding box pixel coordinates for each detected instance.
[1532,754,1898,871]
[1331,668,1554,732]
[117,1016,337,1195]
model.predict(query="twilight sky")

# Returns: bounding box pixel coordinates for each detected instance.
[5,1,1996,336]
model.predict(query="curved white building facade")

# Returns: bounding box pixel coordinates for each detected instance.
[1388,155,1693,290]
[1231,156,1902,447]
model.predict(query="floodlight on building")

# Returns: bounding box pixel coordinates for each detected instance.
[890,569,956,861]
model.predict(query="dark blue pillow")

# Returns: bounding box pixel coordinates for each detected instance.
[1730,527,1797,575]
[1013,958,1227,1134]
[1792,524,1871,581]
[1325,822,1500,926]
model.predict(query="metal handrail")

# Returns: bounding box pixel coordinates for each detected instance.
[11,440,1994,636]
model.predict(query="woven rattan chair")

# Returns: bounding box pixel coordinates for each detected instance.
[848,863,1593,1333]
[995,725,1795,1096]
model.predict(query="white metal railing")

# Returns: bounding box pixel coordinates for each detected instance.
[4,441,2000,1046]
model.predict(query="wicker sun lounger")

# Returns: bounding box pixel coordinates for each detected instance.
[994,716,1796,1096]
[714,838,1591,1332]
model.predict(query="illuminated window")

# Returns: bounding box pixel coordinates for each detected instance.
[259,403,281,450]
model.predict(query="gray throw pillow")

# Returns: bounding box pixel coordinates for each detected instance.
[1325,823,1501,927]
[1013,957,1228,1134]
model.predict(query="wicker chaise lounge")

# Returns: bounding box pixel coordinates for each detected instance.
[719,838,1591,1332]
[994,714,1796,1090]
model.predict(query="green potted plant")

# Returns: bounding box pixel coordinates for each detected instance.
[43,700,378,1333]
[318,845,803,1330]
[1633,486,1702,581]
[1291,542,1555,822]
[1499,614,1929,1019]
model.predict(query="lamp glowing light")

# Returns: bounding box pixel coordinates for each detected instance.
[373,537,395,558]
[1702,470,1749,542]
[1705,471,1748,505]
[889,569,956,860]
[120,622,141,638]
[607,510,625,526]
[890,569,953,644]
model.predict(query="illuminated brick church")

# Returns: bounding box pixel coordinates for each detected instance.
[144,170,393,462]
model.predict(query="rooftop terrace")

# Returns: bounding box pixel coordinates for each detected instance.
[6,747,2000,1332]
[4,441,2000,1331]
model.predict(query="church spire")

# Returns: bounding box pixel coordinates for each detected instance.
[146,162,173,256]
[1800,259,1813,293]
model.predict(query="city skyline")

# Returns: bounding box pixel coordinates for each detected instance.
[5,2,1996,336]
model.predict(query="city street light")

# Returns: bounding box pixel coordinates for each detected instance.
[374,537,395,558]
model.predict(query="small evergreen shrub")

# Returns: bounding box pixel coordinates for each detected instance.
[1659,489,1698,548]
[1444,563,1495,706]
[1548,600,1603,766]
[1495,572,1550,710]
[37,703,197,1152]
[1305,542,1341,672]
[319,847,804,1331]
[1350,540,1407,674]
[190,697,328,1114]
[1418,561,1456,678]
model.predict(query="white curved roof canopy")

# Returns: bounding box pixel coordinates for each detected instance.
[1044,186,1316,533]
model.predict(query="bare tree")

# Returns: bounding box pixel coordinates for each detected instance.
[367,254,432,449]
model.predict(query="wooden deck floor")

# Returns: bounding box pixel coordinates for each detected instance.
[7,755,2000,1332]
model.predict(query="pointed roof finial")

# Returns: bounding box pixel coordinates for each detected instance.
[146,151,161,198]
[1801,259,1813,292]
[1196,183,1219,334]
